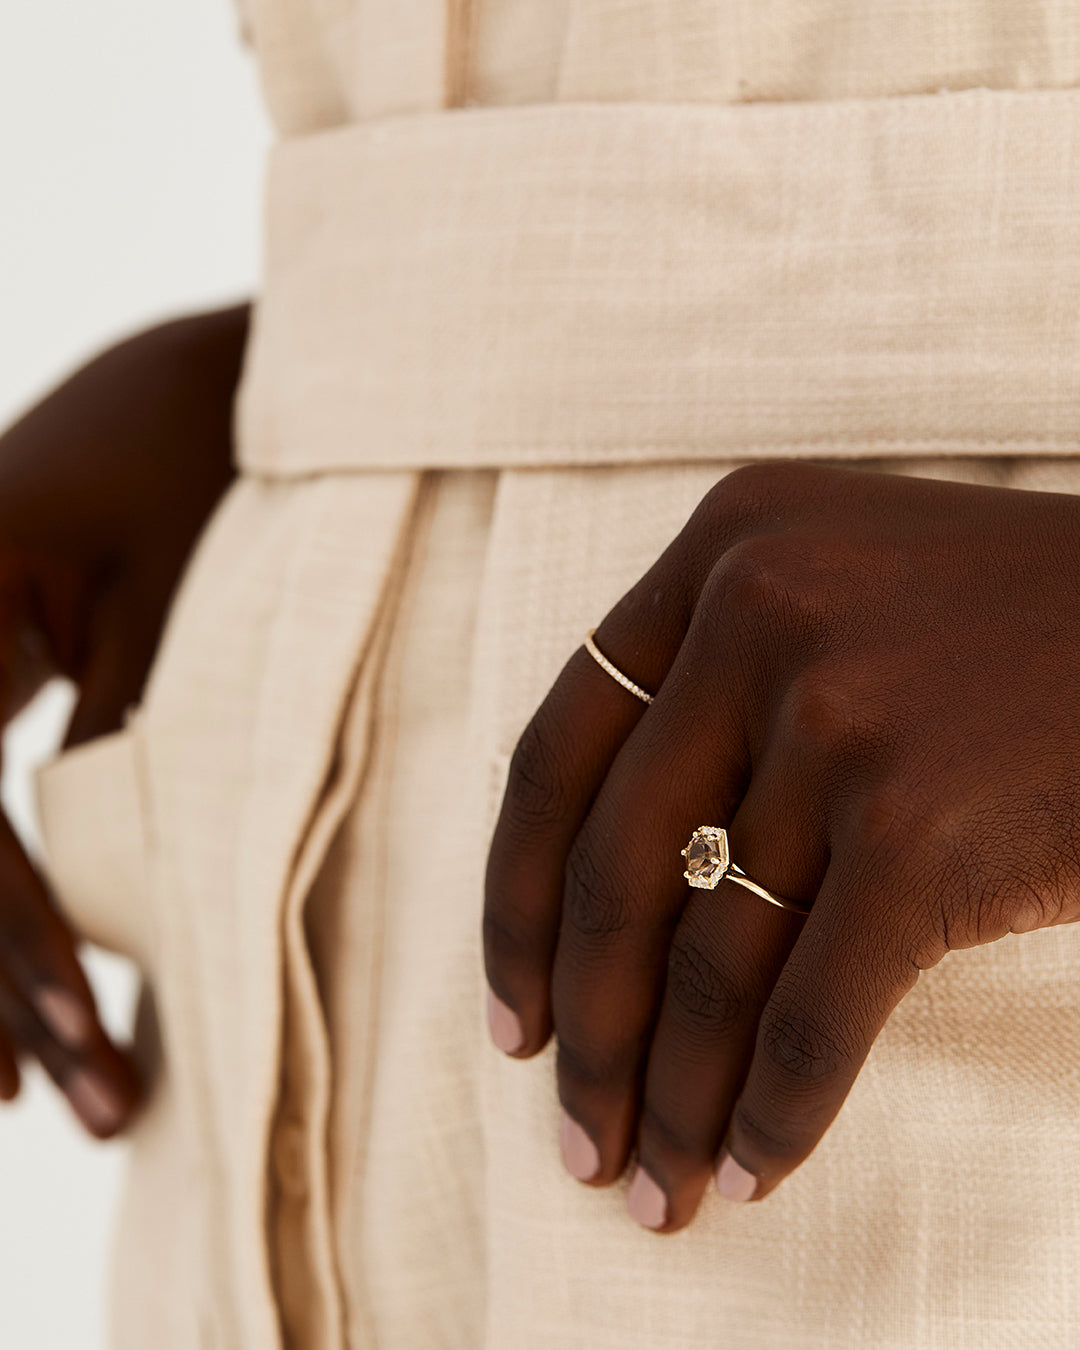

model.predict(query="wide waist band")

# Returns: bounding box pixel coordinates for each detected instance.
[238,90,1080,476]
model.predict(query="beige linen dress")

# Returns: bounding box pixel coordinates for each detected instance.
[33,2,1080,1346]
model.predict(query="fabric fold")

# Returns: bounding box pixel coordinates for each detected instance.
[36,719,155,973]
[84,471,425,1347]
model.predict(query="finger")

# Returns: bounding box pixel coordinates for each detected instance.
[483,644,652,1058]
[550,604,763,1186]
[481,463,816,1057]
[626,761,828,1231]
[483,542,711,1057]
[0,967,137,1137]
[63,585,151,749]
[0,813,140,1135]
[715,858,919,1204]
[625,892,793,1230]
[0,1024,19,1100]
[0,568,40,725]
[0,811,98,1046]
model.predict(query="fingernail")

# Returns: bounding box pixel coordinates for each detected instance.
[715,1148,757,1202]
[35,986,94,1050]
[66,1070,125,1135]
[627,1166,667,1230]
[559,1110,600,1181]
[487,988,525,1054]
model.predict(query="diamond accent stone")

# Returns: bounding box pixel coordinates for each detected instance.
[682,827,730,890]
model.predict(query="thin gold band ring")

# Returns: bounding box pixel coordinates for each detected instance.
[584,628,654,705]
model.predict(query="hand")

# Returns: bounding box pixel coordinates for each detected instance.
[484,461,1080,1231]
[0,304,247,1135]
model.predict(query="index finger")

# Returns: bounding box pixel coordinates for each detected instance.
[482,512,716,1057]
[483,630,661,1057]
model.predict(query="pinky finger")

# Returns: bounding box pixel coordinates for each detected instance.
[716,860,920,1203]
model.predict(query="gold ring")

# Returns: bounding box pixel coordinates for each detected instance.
[680,826,810,916]
[584,628,655,705]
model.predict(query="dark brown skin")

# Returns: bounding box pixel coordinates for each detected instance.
[484,460,1080,1232]
[0,304,248,1136]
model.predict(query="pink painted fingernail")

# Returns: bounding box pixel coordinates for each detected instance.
[627,1166,667,1230]
[559,1110,600,1181]
[715,1148,757,1202]
[66,1070,125,1135]
[487,988,524,1054]
[35,986,94,1051]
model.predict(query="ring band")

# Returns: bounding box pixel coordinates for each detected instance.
[724,864,809,915]
[584,628,655,705]
[681,826,810,916]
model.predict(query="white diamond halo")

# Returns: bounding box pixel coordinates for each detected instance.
[681,826,731,890]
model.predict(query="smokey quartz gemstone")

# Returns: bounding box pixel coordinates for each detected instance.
[682,827,730,889]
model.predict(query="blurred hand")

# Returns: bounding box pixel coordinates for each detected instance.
[0,304,248,1136]
[485,461,1080,1230]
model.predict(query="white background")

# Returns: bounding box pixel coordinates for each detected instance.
[0,2,269,1344]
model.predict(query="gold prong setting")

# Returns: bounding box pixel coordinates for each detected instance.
[682,825,731,890]
[679,824,811,914]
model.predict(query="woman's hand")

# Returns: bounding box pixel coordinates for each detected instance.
[484,461,1080,1232]
[0,304,248,1136]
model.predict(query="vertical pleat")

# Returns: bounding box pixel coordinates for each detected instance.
[444,0,477,105]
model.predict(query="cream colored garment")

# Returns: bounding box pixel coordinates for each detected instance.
[33,2,1080,1347]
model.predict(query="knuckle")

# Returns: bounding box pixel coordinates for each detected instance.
[850,779,924,868]
[1005,879,1062,936]
[729,1098,801,1163]
[557,1033,641,1097]
[757,1003,848,1088]
[905,818,1057,956]
[639,1097,713,1163]
[702,537,846,652]
[563,840,633,940]
[778,666,879,764]
[703,462,807,520]
[697,465,760,523]
[665,939,747,1038]
[850,780,996,952]
[503,712,571,838]
[0,988,43,1051]
[855,773,980,866]
[481,905,535,972]
[899,900,951,971]
[0,927,48,998]
[704,536,796,622]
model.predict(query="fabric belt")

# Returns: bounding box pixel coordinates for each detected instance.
[237,89,1080,476]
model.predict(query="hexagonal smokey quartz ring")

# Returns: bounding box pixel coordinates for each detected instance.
[680,826,811,915]
[681,826,730,889]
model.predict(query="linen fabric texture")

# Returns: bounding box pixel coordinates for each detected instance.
[34,1,1080,1346]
